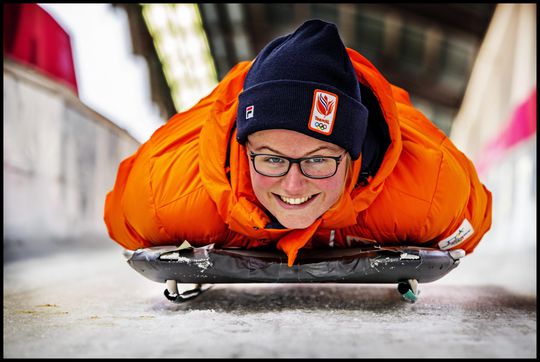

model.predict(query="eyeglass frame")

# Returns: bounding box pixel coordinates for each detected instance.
[248,151,345,179]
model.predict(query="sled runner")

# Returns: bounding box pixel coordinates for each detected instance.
[124,241,465,303]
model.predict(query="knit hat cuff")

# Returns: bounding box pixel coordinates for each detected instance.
[236,80,368,159]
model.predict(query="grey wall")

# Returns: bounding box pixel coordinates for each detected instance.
[4,61,140,258]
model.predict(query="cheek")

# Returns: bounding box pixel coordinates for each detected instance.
[316,177,341,190]
[317,178,343,199]
[250,169,277,194]
[316,169,347,201]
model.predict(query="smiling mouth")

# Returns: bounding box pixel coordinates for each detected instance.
[274,193,319,206]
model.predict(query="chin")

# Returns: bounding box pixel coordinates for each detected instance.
[279,217,315,229]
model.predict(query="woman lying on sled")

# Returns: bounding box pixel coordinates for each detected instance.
[104,19,492,268]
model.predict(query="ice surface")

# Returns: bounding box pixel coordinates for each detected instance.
[3,241,536,358]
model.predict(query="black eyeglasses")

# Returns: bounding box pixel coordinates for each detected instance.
[249,152,344,179]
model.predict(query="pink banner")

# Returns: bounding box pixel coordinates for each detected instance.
[477,88,537,174]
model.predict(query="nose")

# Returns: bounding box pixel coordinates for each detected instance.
[280,163,306,194]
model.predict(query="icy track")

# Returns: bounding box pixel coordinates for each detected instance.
[3,242,536,358]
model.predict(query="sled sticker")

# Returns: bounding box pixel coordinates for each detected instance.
[246,105,254,119]
[438,219,474,250]
[309,89,338,136]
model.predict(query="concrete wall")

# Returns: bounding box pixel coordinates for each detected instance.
[4,60,141,257]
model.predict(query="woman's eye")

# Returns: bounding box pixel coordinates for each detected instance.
[306,157,327,164]
[263,157,284,164]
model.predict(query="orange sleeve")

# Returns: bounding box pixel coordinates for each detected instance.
[103,114,214,250]
[103,62,253,250]
[103,147,154,250]
[432,138,493,254]
[400,105,493,254]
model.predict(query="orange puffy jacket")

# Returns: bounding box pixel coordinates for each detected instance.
[104,49,492,266]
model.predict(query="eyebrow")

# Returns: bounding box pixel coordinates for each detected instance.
[249,145,340,157]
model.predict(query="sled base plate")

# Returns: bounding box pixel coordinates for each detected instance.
[125,243,463,285]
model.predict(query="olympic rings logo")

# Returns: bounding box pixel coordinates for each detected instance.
[313,122,328,130]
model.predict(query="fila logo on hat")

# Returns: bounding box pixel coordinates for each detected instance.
[308,89,338,135]
[246,105,254,119]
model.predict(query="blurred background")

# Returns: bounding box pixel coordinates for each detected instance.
[3,4,536,279]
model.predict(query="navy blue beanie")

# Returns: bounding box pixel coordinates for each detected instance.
[236,19,368,160]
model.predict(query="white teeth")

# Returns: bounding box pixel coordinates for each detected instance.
[279,195,313,205]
